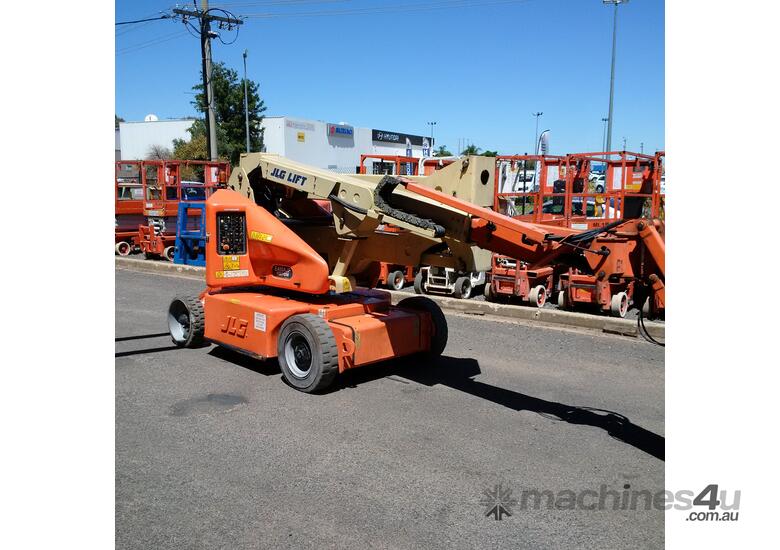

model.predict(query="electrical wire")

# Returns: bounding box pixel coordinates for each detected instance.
[116,15,170,25]
[116,31,189,55]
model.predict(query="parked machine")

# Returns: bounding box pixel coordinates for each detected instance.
[114,160,230,260]
[414,267,485,299]
[166,153,665,392]
[486,151,666,315]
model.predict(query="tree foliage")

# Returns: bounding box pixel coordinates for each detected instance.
[461,144,482,156]
[115,115,125,129]
[146,144,172,160]
[434,145,453,157]
[482,150,498,157]
[188,61,267,165]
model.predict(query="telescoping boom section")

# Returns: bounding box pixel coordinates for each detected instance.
[168,154,664,393]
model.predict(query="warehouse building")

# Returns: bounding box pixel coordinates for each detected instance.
[116,115,433,174]
[260,116,434,173]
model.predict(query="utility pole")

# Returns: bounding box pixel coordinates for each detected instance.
[640,141,644,154]
[243,49,250,153]
[622,136,627,150]
[603,0,628,154]
[601,117,609,151]
[532,112,543,154]
[427,121,436,147]
[173,1,243,161]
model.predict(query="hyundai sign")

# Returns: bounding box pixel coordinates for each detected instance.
[327,123,354,137]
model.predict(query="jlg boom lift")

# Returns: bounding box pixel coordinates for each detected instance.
[167,153,664,393]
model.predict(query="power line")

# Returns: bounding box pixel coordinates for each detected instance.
[116,15,171,26]
[116,31,189,55]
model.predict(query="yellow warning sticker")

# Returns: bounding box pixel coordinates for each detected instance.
[222,255,240,271]
[250,231,273,243]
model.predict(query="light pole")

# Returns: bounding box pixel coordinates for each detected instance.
[532,112,543,154]
[622,136,627,150]
[601,117,609,151]
[640,141,644,154]
[427,121,436,151]
[603,0,628,154]
[243,49,250,153]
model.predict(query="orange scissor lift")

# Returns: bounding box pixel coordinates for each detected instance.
[489,151,665,316]
[115,160,230,260]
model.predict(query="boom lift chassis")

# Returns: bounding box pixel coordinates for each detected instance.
[168,154,664,393]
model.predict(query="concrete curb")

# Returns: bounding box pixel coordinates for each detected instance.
[115,256,665,340]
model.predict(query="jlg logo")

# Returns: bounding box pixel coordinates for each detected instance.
[220,316,248,338]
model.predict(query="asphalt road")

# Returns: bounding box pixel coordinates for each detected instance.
[116,268,664,549]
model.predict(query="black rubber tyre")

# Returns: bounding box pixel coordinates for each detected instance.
[397,296,448,357]
[484,282,496,302]
[595,184,605,193]
[388,270,406,291]
[453,276,472,299]
[168,295,205,348]
[277,314,339,393]
[413,270,427,295]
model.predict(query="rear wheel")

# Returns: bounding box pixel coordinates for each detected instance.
[388,270,406,291]
[528,285,546,308]
[557,289,570,309]
[168,295,205,348]
[277,314,338,393]
[413,271,427,295]
[398,296,448,357]
[610,291,629,318]
[115,241,131,256]
[484,282,497,302]
[164,245,175,262]
[453,277,472,299]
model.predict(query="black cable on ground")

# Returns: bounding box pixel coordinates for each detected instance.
[637,305,664,347]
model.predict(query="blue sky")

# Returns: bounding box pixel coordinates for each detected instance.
[116,0,664,155]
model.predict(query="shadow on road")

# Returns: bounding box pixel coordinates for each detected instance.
[340,355,665,461]
[115,345,180,358]
[115,332,169,342]
[197,345,665,461]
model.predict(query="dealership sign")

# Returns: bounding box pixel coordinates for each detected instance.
[327,123,354,137]
[372,129,432,147]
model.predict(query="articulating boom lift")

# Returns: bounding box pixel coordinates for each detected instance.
[168,153,664,392]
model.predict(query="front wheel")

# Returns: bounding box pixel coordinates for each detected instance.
[277,314,339,393]
[168,295,205,348]
[610,291,629,318]
[528,285,546,308]
[453,277,472,299]
[413,271,427,295]
[397,296,448,357]
[388,270,406,291]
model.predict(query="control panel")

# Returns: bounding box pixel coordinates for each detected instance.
[216,212,246,255]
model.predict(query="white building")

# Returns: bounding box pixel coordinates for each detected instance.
[115,115,434,174]
[117,118,195,160]
[260,116,434,174]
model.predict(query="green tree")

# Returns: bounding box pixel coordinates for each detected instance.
[434,145,453,157]
[189,61,267,165]
[115,115,125,129]
[482,150,498,157]
[461,144,482,155]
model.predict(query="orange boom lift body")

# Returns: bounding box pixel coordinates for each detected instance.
[168,154,664,392]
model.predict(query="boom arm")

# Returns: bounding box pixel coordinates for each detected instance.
[226,153,663,292]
